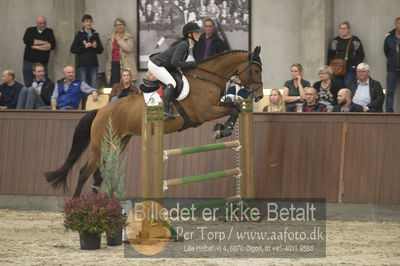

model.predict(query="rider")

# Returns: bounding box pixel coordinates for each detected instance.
[148,22,201,118]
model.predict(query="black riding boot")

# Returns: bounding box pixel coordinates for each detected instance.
[163,84,177,119]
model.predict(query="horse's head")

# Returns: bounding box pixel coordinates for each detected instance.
[236,46,264,102]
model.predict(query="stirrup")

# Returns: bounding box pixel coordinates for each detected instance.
[164,112,177,119]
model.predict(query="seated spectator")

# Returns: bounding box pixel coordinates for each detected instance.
[348,63,384,112]
[221,76,250,102]
[50,65,98,110]
[0,70,23,109]
[17,63,54,109]
[313,66,341,112]
[302,87,328,112]
[263,89,285,112]
[283,63,310,112]
[332,88,363,112]
[109,69,139,102]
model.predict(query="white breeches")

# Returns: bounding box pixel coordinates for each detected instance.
[147,60,176,87]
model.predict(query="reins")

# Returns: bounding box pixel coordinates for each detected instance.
[182,52,263,94]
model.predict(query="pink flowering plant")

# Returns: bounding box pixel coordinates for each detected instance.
[63,192,126,237]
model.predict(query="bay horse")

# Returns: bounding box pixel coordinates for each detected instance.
[44,47,264,198]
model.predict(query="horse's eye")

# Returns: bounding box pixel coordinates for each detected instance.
[255,70,260,74]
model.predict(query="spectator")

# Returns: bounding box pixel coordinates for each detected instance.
[302,87,328,112]
[16,63,54,109]
[332,88,363,112]
[22,16,56,87]
[312,66,341,112]
[109,69,140,102]
[0,70,24,109]
[70,14,103,89]
[50,66,98,110]
[106,18,138,87]
[384,17,400,112]
[348,63,384,112]
[221,76,250,102]
[328,21,364,88]
[282,63,310,112]
[193,18,227,61]
[263,89,285,112]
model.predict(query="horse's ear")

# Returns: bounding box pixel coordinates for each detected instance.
[253,46,261,56]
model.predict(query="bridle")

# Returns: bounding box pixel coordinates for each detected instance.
[183,52,263,95]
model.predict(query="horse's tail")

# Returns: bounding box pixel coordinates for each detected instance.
[44,109,99,190]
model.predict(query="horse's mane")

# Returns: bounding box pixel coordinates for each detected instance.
[196,50,249,65]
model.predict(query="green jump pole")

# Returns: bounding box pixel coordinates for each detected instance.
[180,195,241,213]
[163,140,240,161]
[164,168,241,189]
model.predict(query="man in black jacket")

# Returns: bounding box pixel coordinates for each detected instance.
[348,63,384,112]
[384,17,400,112]
[70,14,103,88]
[0,70,23,109]
[193,18,227,61]
[22,16,56,87]
[17,63,54,109]
[332,88,364,112]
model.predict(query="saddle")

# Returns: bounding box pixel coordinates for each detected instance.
[140,69,184,99]
[141,69,200,131]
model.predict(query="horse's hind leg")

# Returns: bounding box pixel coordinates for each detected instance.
[92,168,103,193]
[73,157,99,198]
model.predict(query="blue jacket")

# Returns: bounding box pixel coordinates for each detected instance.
[384,29,400,72]
[56,79,83,109]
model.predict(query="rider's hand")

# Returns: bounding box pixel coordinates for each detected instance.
[184,62,196,69]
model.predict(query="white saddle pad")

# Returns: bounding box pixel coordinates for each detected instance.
[143,74,190,106]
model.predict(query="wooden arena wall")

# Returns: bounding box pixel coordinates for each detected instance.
[0,111,399,204]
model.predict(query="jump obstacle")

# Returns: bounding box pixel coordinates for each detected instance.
[134,99,255,242]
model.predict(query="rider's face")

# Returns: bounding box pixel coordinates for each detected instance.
[191,31,201,42]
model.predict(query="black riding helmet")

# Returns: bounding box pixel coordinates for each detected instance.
[182,22,201,38]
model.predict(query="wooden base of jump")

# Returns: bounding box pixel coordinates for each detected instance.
[136,100,255,242]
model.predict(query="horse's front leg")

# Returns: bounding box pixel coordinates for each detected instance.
[213,102,241,139]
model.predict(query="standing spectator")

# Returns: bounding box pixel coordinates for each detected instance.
[312,66,341,112]
[384,17,400,113]
[109,69,139,102]
[332,88,363,112]
[328,21,364,88]
[282,63,311,112]
[263,89,286,112]
[302,87,328,112]
[17,63,54,109]
[106,18,138,86]
[193,18,227,61]
[70,14,103,89]
[22,16,56,87]
[348,63,384,112]
[50,66,98,110]
[0,70,24,109]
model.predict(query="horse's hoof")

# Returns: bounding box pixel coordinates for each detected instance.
[221,129,232,138]
[213,123,225,131]
[212,130,221,140]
